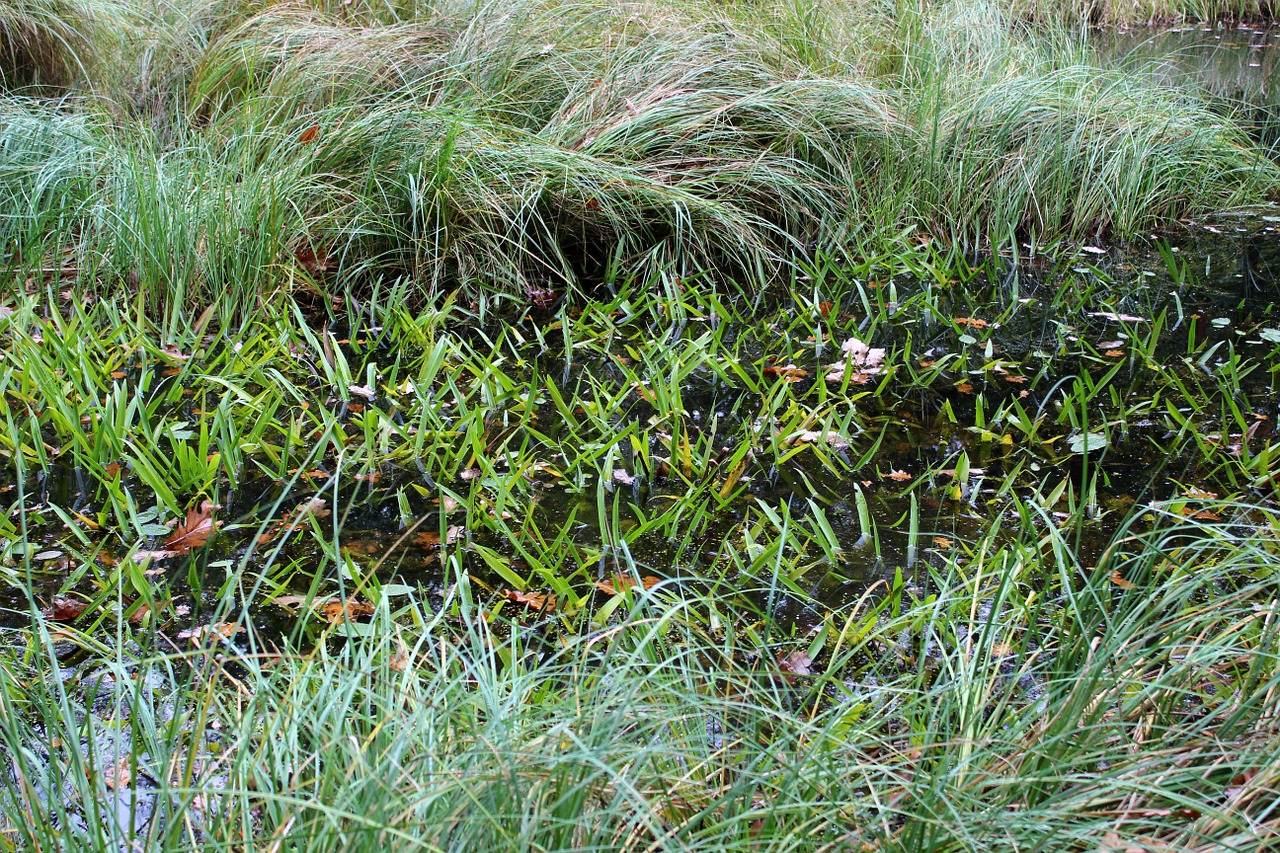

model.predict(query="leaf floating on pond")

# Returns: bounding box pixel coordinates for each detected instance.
[135,501,219,560]
[501,589,556,610]
[763,363,808,381]
[778,650,812,683]
[44,597,89,622]
[319,598,375,624]
[594,575,659,595]
[1067,432,1108,454]
[1089,311,1147,323]
[178,622,240,646]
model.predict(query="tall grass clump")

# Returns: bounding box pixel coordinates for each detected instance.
[0,0,113,91]
[885,0,1279,250]
[1,0,1276,308]
[1003,0,1273,26]
[1,499,1277,849]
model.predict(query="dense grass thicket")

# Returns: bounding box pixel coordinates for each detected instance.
[0,277,1277,850]
[2,1,1280,850]
[0,0,1276,308]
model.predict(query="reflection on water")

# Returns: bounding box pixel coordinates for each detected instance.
[1098,25,1280,148]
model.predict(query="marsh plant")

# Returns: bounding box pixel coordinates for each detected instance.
[1,0,1280,850]
[0,0,1277,309]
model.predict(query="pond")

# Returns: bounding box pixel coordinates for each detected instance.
[5,217,1280,645]
[1099,24,1280,148]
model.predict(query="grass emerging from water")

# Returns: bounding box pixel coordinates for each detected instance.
[0,240,1279,848]
[2,0,1280,849]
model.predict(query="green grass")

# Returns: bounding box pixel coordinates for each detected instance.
[1,0,1277,308]
[3,0,1280,849]
[0,239,1279,847]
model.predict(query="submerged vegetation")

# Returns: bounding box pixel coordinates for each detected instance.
[1,0,1280,850]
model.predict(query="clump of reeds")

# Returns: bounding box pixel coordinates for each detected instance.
[2,0,1279,303]
[0,0,111,90]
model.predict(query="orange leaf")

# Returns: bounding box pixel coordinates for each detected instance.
[163,501,218,556]
[594,575,660,595]
[319,598,374,624]
[763,363,809,381]
[501,589,556,610]
[299,124,320,144]
[44,597,89,622]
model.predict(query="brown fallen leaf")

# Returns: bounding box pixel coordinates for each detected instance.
[885,469,912,482]
[1110,570,1135,590]
[298,124,320,144]
[763,363,809,381]
[594,575,660,595]
[45,597,89,622]
[318,598,375,624]
[179,622,240,646]
[953,317,988,329]
[501,589,556,610]
[166,501,217,551]
[413,530,441,548]
[136,501,218,560]
[295,244,331,275]
[102,757,132,790]
[779,650,812,684]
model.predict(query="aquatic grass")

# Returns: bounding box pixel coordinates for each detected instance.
[3,493,1278,850]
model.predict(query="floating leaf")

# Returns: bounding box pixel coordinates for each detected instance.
[44,598,89,622]
[612,468,637,486]
[778,650,812,683]
[501,589,556,610]
[594,575,660,595]
[1067,432,1108,454]
[885,469,912,482]
[763,363,808,381]
[1089,311,1146,323]
[136,501,218,560]
[319,598,375,624]
[839,337,886,370]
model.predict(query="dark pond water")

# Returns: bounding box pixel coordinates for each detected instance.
[1099,24,1280,148]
